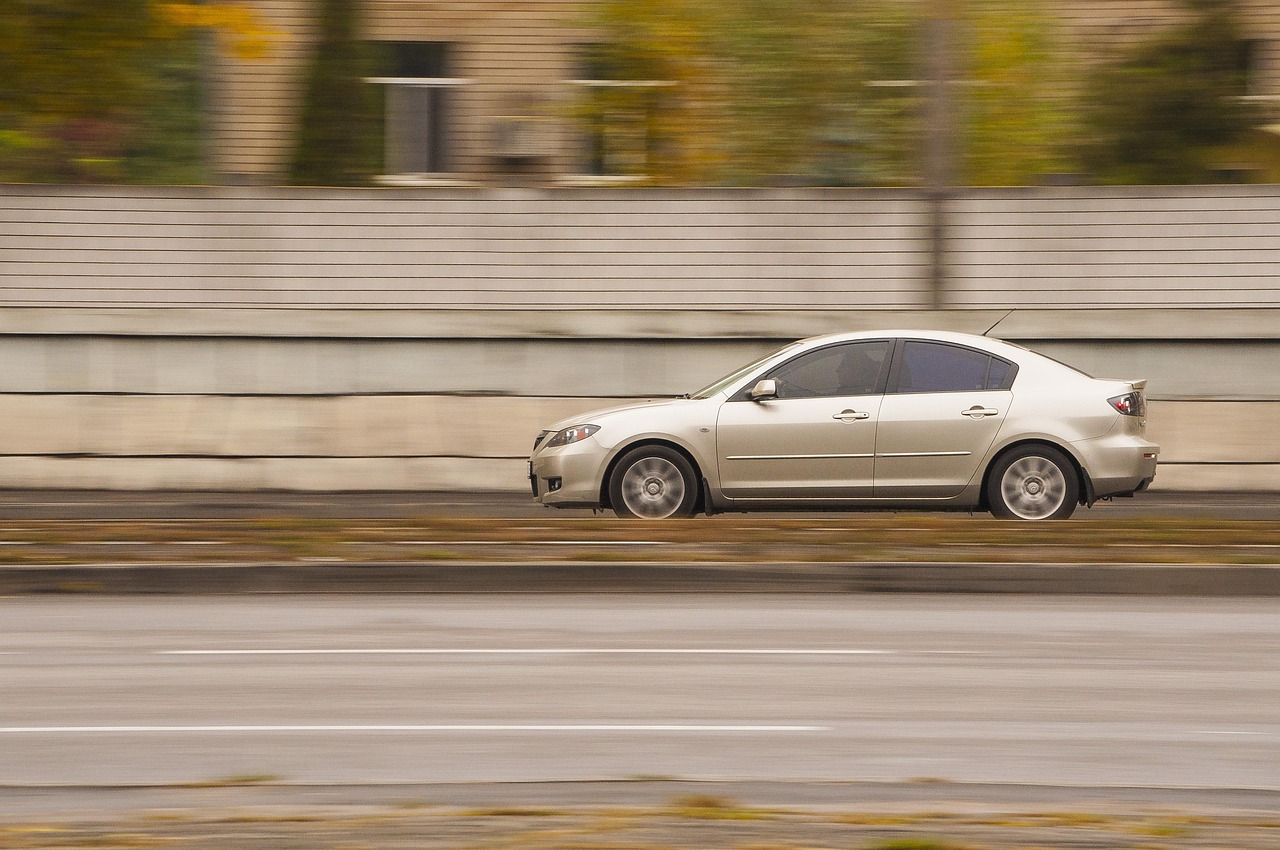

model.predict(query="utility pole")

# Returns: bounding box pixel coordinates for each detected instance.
[923,0,957,311]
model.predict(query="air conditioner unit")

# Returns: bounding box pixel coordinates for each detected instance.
[492,116,552,160]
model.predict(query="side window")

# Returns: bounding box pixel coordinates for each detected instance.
[767,341,891,399]
[986,356,1015,390]
[896,341,1012,394]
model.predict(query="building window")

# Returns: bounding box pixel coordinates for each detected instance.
[1237,40,1275,101]
[366,42,467,181]
[566,46,671,183]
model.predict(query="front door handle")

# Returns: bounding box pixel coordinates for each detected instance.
[833,409,871,421]
[961,406,1000,419]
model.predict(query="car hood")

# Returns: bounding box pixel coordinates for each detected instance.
[543,397,701,433]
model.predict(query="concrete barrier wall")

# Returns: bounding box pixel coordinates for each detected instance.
[0,186,931,309]
[948,187,1280,308]
[4,185,1280,309]
[1,184,1278,492]
[0,393,1273,492]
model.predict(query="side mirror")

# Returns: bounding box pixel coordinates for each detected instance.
[750,379,778,401]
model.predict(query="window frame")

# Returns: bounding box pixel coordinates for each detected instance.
[728,339,895,402]
[366,76,469,179]
[564,52,674,183]
[885,339,1019,395]
[365,42,469,183]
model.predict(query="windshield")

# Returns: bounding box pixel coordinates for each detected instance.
[688,342,801,399]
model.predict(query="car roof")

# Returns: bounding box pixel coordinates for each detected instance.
[798,328,1009,350]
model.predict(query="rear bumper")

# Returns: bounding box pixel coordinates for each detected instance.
[1074,432,1160,499]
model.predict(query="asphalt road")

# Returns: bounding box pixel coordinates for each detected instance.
[0,488,1277,520]
[2,594,1277,790]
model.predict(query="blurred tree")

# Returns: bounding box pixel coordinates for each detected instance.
[158,2,279,60]
[0,0,156,181]
[122,24,205,184]
[713,0,919,186]
[287,0,379,186]
[578,0,1073,187]
[579,0,918,186]
[962,0,1077,185]
[1078,0,1258,184]
[0,2,275,183]
[572,0,727,184]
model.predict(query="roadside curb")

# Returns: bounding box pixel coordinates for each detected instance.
[2,561,1278,595]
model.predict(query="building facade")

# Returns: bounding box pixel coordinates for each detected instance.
[208,0,1280,186]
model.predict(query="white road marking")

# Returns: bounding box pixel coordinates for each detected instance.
[0,724,827,734]
[160,648,896,656]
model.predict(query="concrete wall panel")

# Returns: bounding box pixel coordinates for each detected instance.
[6,186,1280,310]
[3,185,1279,490]
[0,394,1275,491]
[0,395,612,460]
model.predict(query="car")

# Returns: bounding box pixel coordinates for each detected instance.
[528,330,1158,520]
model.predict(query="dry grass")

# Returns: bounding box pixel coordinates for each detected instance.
[0,515,1275,566]
[2,804,1278,850]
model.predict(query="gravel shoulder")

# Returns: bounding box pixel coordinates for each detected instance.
[2,514,1278,595]
[3,781,1279,850]
[0,514,1277,566]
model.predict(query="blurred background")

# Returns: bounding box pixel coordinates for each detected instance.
[4,0,1279,187]
[0,0,1277,492]
[2,6,1280,832]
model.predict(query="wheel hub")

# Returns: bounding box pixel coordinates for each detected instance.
[617,455,688,519]
[1000,455,1069,520]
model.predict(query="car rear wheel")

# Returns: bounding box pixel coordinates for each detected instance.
[988,445,1078,520]
[609,446,698,519]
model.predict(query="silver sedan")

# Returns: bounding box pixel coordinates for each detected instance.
[529,330,1158,520]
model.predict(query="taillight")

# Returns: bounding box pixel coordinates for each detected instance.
[1108,391,1145,416]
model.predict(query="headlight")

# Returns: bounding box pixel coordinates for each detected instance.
[546,424,600,448]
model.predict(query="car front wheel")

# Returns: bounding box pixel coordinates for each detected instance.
[987,445,1079,520]
[609,445,699,519]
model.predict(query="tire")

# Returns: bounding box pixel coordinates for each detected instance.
[608,445,699,519]
[987,445,1079,520]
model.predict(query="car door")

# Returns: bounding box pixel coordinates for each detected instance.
[716,340,891,500]
[873,340,1016,499]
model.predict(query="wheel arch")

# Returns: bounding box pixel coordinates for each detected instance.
[978,438,1091,512]
[599,438,707,513]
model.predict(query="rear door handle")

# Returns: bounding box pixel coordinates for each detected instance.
[961,406,999,419]
[833,409,871,421]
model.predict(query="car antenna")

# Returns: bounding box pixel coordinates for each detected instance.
[983,309,1014,337]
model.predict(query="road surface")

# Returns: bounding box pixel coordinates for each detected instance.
[2,594,1276,789]
[0,489,1277,519]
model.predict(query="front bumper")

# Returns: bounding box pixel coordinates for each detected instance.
[529,438,611,508]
